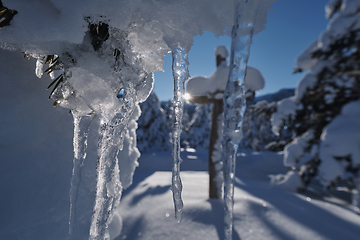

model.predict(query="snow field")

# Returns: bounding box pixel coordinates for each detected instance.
[117,150,360,240]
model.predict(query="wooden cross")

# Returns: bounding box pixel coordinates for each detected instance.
[185,46,261,199]
[185,48,228,199]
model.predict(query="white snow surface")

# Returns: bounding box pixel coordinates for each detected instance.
[244,67,266,91]
[295,40,319,72]
[186,65,265,99]
[320,0,360,52]
[0,0,276,54]
[296,0,360,71]
[283,130,314,168]
[271,69,320,136]
[215,45,229,59]
[272,171,304,192]
[117,106,141,190]
[294,73,317,101]
[116,150,360,240]
[271,72,318,135]
[271,97,298,135]
[319,100,360,183]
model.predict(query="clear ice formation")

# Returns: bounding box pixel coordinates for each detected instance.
[222,2,258,240]
[69,112,96,235]
[171,47,189,222]
[89,84,138,240]
[40,32,155,239]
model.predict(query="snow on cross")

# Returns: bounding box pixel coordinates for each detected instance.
[186,59,265,101]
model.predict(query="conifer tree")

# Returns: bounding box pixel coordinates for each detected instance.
[272,0,360,195]
[137,92,171,152]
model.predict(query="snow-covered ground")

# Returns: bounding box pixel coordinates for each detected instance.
[1,48,360,240]
[117,150,360,240]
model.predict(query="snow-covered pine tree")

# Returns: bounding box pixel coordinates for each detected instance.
[184,104,212,150]
[240,89,295,152]
[179,102,192,148]
[240,100,293,151]
[137,91,171,153]
[161,100,174,131]
[271,0,360,198]
[160,100,197,149]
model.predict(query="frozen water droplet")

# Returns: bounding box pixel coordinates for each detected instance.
[117,89,124,98]
[166,213,170,217]
[106,181,115,197]
[230,130,243,143]
[306,197,311,202]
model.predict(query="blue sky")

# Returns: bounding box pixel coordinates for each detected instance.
[153,0,329,101]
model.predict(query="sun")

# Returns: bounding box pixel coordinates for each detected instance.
[183,93,191,101]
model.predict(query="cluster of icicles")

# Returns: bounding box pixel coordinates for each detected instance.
[65,4,255,240]
[68,82,141,240]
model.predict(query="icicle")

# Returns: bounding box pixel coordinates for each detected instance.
[171,46,189,222]
[35,57,44,78]
[89,84,137,240]
[222,1,258,239]
[69,111,95,236]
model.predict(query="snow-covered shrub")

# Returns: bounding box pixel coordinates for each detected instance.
[137,94,211,152]
[241,100,277,151]
[240,91,294,152]
[318,100,360,209]
[271,0,360,203]
[159,100,209,150]
[183,104,212,149]
[161,100,175,131]
[137,92,171,153]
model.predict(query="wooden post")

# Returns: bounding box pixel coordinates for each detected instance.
[186,52,228,199]
[186,48,263,199]
[208,99,223,198]
[188,95,223,199]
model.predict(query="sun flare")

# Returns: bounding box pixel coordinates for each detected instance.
[183,93,191,101]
